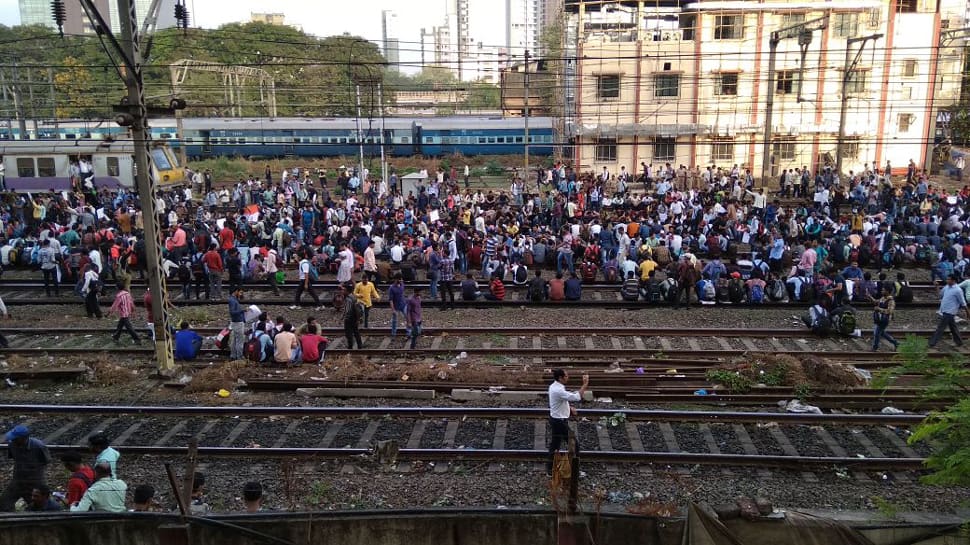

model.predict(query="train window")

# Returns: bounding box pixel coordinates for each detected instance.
[151,148,173,170]
[515,137,524,143]
[487,137,496,144]
[184,138,194,143]
[37,158,55,177]
[106,157,120,177]
[478,137,487,144]
[497,137,505,143]
[400,137,409,144]
[160,133,172,139]
[16,158,35,177]
[425,137,434,144]
[340,138,348,144]
[65,134,76,139]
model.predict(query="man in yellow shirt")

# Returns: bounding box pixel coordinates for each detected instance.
[638,256,657,282]
[353,276,381,328]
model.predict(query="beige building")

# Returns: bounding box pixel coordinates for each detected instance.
[566,0,966,180]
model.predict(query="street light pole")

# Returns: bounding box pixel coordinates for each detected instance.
[524,49,531,183]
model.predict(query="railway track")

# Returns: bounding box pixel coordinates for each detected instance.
[0,405,930,473]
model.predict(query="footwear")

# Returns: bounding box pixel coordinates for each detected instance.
[288,305,299,310]
[111,336,119,344]
[315,306,326,311]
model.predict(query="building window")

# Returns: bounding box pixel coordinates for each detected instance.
[654,137,676,162]
[714,15,744,40]
[902,59,917,78]
[845,69,869,94]
[654,74,680,98]
[896,0,917,12]
[898,114,915,133]
[776,70,799,95]
[833,13,858,38]
[711,138,734,162]
[900,86,913,100]
[715,72,739,96]
[596,74,620,100]
[596,138,617,162]
[841,137,860,158]
[679,14,696,41]
[36,157,56,177]
[16,158,35,177]
[106,157,120,176]
[772,139,797,161]
[781,13,806,27]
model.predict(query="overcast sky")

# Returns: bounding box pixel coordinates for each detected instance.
[0,0,512,72]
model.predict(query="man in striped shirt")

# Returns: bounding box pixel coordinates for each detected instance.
[109,283,140,345]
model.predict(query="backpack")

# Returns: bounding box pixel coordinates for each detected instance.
[514,265,527,284]
[663,278,679,302]
[768,279,786,301]
[302,259,319,282]
[803,304,831,335]
[750,283,765,304]
[894,281,913,303]
[702,280,716,301]
[728,279,744,304]
[215,328,231,351]
[831,307,857,336]
[244,335,264,363]
[915,245,932,265]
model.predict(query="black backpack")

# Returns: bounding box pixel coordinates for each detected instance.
[727,279,745,303]
[768,279,786,301]
[514,265,527,284]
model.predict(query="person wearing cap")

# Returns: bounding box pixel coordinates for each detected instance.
[1,425,51,511]
[70,462,127,513]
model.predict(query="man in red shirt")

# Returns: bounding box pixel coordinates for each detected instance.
[218,221,235,258]
[548,272,566,301]
[202,243,224,299]
[60,451,94,507]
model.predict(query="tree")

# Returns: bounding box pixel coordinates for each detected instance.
[875,336,970,485]
[53,57,101,118]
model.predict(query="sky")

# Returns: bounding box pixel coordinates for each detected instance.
[0,0,511,72]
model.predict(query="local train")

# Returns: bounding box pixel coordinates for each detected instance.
[0,116,556,160]
[0,140,185,192]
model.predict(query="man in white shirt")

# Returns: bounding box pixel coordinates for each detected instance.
[546,369,589,476]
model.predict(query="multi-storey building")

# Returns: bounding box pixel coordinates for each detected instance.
[565,0,966,179]
[19,0,109,35]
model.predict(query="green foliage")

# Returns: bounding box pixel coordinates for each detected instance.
[760,366,788,387]
[599,412,627,428]
[877,336,970,485]
[705,369,753,393]
[793,383,813,400]
[871,496,901,521]
[484,159,504,176]
[873,336,970,400]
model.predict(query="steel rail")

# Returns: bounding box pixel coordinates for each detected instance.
[16,444,924,470]
[1,326,957,339]
[0,404,927,425]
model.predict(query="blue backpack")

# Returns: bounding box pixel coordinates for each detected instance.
[750,284,765,304]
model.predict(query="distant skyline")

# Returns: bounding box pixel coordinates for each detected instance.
[0,0,530,72]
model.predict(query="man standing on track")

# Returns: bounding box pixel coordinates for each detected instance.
[546,369,588,477]
[0,425,51,511]
[108,282,140,345]
[227,288,246,360]
[928,274,970,349]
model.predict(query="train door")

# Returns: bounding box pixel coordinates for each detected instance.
[412,122,423,156]
[282,130,296,156]
[200,130,212,155]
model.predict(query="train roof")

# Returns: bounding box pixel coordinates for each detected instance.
[25,116,556,132]
[0,140,138,155]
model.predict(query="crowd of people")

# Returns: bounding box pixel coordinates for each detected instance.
[0,158,967,355]
[0,424,265,514]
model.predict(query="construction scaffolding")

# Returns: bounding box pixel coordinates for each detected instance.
[168,59,278,118]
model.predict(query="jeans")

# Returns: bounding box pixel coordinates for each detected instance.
[85,290,102,318]
[362,305,371,328]
[344,319,363,349]
[113,317,140,342]
[547,417,577,474]
[929,312,963,347]
[194,274,209,299]
[439,279,455,309]
[267,272,280,295]
[872,321,897,350]
[428,272,439,299]
[556,251,574,275]
[294,281,321,305]
[209,273,223,299]
[229,321,246,360]
[42,267,59,296]
[408,322,422,349]
[390,308,406,337]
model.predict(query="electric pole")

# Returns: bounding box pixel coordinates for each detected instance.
[836,33,882,177]
[524,49,530,183]
[761,16,827,186]
[65,0,185,376]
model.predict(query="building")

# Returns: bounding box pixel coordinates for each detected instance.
[507,0,542,55]
[108,0,152,33]
[382,10,401,69]
[250,13,286,25]
[565,0,967,179]
[19,0,109,35]
[501,58,556,116]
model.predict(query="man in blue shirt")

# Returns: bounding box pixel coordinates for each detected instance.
[174,321,203,361]
[564,272,582,301]
[227,289,246,360]
[929,274,970,348]
[387,275,408,338]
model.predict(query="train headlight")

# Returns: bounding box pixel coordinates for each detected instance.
[163,175,170,181]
